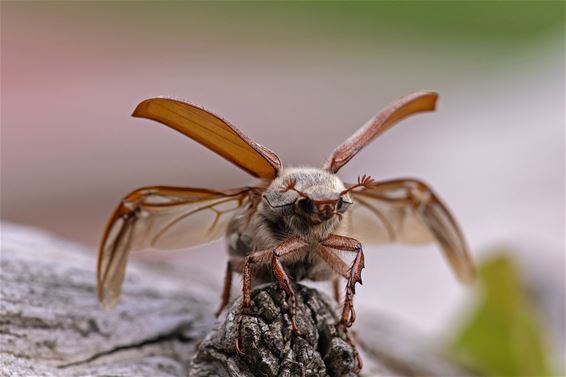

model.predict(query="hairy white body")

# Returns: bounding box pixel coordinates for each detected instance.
[226,167,351,284]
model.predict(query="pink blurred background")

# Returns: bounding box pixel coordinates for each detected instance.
[1,1,564,356]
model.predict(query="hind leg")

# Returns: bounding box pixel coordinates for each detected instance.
[214,261,233,317]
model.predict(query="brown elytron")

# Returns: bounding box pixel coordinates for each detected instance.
[97,92,475,366]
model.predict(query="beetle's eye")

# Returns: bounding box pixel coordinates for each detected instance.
[298,198,314,213]
[337,197,350,211]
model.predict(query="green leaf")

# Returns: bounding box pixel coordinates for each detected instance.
[449,254,554,376]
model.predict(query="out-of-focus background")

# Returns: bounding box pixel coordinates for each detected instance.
[2,2,564,375]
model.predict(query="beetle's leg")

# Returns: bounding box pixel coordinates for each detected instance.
[317,246,363,370]
[236,236,306,353]
[270,236,307,333]
[236,248,271,354]
[320,234,365,328]
[215,261,233,317]
[240,251,270,313]
[316,249,348,303]
[316,245,357,326]
[332,277,341,303]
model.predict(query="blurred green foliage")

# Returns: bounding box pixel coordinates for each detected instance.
[450,255,554,376]
[145,2,564,43]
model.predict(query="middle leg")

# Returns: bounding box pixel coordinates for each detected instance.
[269,236,308,332]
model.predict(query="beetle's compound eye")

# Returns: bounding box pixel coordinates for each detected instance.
[337,197,345,210]
[337,197,352,212]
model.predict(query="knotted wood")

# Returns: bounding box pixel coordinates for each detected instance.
[190,283,359,377]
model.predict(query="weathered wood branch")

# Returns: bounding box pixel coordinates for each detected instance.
[190,283,359,377]
[0,222,471,376]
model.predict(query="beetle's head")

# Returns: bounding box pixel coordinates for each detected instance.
[262,167,352,226]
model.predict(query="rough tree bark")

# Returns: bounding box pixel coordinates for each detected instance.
[0,222,471,376]
[190,283,359,377]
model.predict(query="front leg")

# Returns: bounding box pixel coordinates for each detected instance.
[320,234,365,328]
[270,236,308,332]
[237,236,306,352]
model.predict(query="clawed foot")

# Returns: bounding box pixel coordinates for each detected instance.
[235,308,247,354]
[339,251,364,370]
[340,251,364,328]
[339,289,361,371]
[340,297,357,328]
[339,324,363,372]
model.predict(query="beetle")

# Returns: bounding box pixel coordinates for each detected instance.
[96,91,475,357]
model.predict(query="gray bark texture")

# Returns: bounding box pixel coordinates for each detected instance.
[189,283,359,377]
[0,222,471,377]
